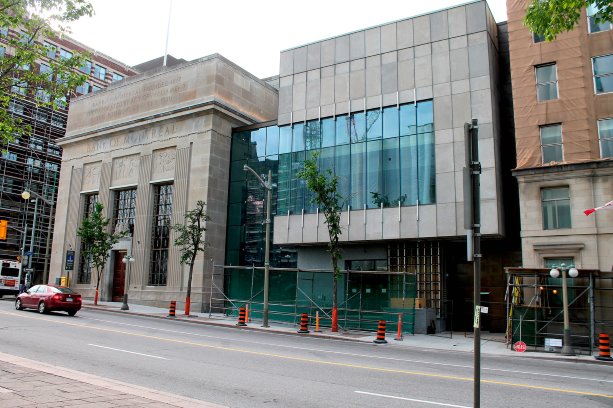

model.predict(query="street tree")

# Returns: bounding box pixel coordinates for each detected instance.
[524,0,612,41]
[0,0,93,145]
[171,200,210,316]
[297,152,345,332]
[77,202,126,305]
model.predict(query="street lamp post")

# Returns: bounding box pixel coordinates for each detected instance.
[243,165,272,328]
[20,191,53,290]
[549,263,579,356]
[121,254,135,310]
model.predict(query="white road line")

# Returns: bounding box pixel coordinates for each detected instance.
[88,344,169,360]
[355,391,470,407]
[82,316,612,384]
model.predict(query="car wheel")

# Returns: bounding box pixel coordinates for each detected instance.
[15,299,23,310]
[38,301,47,314]
[67,310,77,316]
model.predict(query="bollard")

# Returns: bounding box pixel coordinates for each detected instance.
[374,320,387,344]
[297,312,310,333]
[394,313,403,341]
[596,333,613,361]
[168,300,176,318]
[315,311,321,333]
[237,307,247,326]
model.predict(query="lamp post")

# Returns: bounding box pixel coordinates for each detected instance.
[549,263,579,356]
[20,191,53,290]
[121,254,135,310]
[243,165,272,328]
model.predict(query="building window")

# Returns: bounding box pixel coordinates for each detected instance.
[80,60,92,74]
[588,3,612,33]
[76,82,90,95]
[0,26,8,37]
[532,32,545,43]
[50,113,65,128]
[597,118,613,158]
[92,85,101,93]
[44,42,56,59]
[111,72,124,82]
[39,63,52,78]
[78,194,99,284]
[94,65,106,80]
[36,89,51,103]
[0,46,5,57]
[593,54,613,94]
[542,187,571,230]
[47,143,61,156]
[113,188,137,235]
[59,49,72,60]
[535,64,558,101]
[8,100,24,114]
[540,124,563,163]
[45,162,58,172]
[11,79,26,95]
[2,151,17,161]
[28,137,44,151]
[19,31,31,44]
[149,184,173,286]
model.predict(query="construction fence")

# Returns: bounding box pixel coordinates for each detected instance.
[208,265,423,334]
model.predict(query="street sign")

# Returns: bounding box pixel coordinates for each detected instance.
[65,250,75,271]
[513,341,527,353]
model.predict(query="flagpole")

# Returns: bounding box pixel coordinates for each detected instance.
[163,0,173,67]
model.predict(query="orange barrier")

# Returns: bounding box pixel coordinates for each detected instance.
[596,333,613,361]
[237,307,247,326]
[168,300,176,318]
[315,311,321,333]
[245,304,250,322]
[373,320,387,344]
[297,312,309,333]
[394,313,403,341]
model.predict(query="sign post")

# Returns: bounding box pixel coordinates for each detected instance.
[65,250,75,271]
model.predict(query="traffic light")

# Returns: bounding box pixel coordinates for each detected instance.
[0,220,7,240]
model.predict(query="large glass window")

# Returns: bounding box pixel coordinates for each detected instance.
[44,41,56,59]
[150,184,173,286]
[80,60,92,74]
[536,64,558,101]
[540,124,563,163]
[598,118,613,157]
[78,194,99,284]
[593,54,613,94]
[112,72,124,82]
[588,3,612,33]
[94,65,106,80]
[542,187,571,230]
[113,188,137,235]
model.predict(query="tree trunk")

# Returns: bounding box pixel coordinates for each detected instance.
[94,268,102,305]
[185,256,195,316]
[331,258,338,332]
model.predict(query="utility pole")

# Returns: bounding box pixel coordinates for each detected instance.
[464,119,481,408]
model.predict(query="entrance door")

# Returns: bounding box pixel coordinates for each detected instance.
[112,251,126,302]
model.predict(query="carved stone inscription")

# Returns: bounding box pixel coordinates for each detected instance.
[82,162,101,191]
[152,147,176,181]
[112,155,140,187]
[86,122,179,154]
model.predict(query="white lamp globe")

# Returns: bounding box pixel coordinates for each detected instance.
[550,268,560,278]
[569,268,579,278]
[122,257,128,264]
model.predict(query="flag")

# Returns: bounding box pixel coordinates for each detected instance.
[584,200,613,216]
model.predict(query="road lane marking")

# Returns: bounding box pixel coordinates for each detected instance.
[355,391,470,407]
[88,344,169,360]
[3,310,612,400]
[81,316,613,385]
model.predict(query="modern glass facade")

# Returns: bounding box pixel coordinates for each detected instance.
[226,100,435,268]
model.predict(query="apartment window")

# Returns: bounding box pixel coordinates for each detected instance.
[597,118,613,158]
[47,143,61,156]
[34,111,48,123]
[51,113,65,128]
[44,42,56,59]
[26,157,42,173]
[111,72,124,82]
[1,151,17,161]
[113,188,137,234]
[149,184,173,286]
[533,32,545,43]
[55,96,67,110]
[588,3,612,33]
[39,63,52,78]
[76,82,90,95]
[36,89,51,103]
[29,137,43,151]
[94,65,106,80]
[92,85,101,93]
[80,60,92,74]
[45,162,58,172]
[593,54,613,94]
[11,79,26,95]
[78,194,99,284]
[536,64,558,101]
[59,49,72,60]
[540,124,563,163]
[8,100,24,114]
[542,187,571,230]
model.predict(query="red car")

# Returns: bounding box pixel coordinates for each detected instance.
[15,285,82,316]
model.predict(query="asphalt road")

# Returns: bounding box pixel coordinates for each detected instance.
[0,298,611,407]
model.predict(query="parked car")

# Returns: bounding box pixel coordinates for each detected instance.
[15,285,82,316]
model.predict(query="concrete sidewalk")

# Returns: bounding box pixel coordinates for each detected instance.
[82,300,608,364]
[0,352,226,408]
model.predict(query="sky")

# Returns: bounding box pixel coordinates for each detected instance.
[68,0,508,79]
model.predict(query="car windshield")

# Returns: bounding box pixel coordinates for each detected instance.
[50,286,77,294]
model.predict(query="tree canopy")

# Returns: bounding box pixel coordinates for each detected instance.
[524,0,612,41]
[0,0,93,145]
